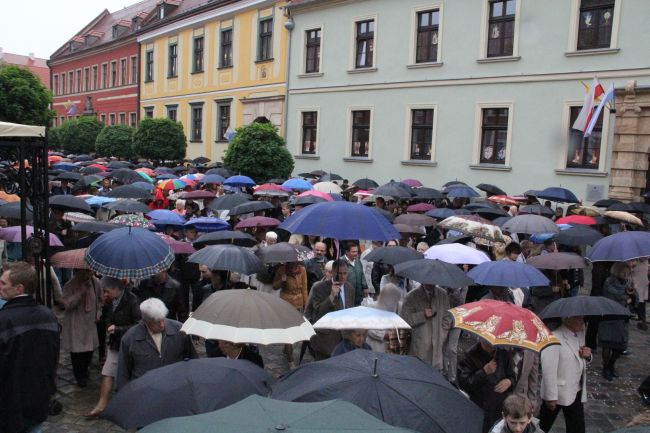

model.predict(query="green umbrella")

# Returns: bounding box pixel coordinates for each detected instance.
[139,395,416,433]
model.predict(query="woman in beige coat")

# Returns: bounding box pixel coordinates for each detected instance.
[61,269,101,387]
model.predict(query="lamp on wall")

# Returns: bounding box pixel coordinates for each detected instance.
[283,1,295,31]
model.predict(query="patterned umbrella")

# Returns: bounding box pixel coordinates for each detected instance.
[51,248,89,269]
[110,214,155,229]
[406,203,434,213]
[450,299,559,352]
[135,167,155,177]
[438,215,507,244]
[136,171,154,183]
[63,212,96,223]
[158,179,188,191]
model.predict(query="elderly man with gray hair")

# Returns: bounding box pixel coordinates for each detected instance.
[116,297,197,390]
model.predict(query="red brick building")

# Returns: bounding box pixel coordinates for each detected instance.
[0,48,50,87]
[49,0,157,127]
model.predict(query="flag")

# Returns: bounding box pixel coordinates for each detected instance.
[224,127,236,142]
[585,83,614,138]
[66,103,78,116]
[572,77,604,132]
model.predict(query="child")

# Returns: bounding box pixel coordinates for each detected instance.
[489,394,543,433]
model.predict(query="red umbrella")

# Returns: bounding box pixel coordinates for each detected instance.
[297,190,333,202]
[406,203,434,213]
[487,195,521,206]
[253,183,290,197]
[136,167,156,177]
[180,190,216,200]
[154,233,196,254]
[235,216,281,229]
[555,215,596,225]
[88,163,108,171]
[51,248,89,269]
[401,178,423,187]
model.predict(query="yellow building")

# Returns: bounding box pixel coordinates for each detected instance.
[137,0,290,160]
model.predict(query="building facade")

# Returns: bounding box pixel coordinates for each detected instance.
[286,0,650,202]
[138,0,290,161]
[0,48,50,88]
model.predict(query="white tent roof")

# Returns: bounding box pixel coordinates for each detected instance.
[0,121,46,138]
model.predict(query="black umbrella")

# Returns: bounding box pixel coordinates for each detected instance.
[310,169,326,177]
[71,221,120,233]
[463,203,495,211]
[74,175,103,189]
[102,358,274,430]
[519,204,554,217]
[476,183,506,196]
[192,156,211,164]
[492,216,513,227]
[373,206,395,223]
[472,208,510,220]
[538,296,632,320]
[553,225,603,246]
[155,167,174,175]
[363,246,422,265]
[373,181,415,200]
[319,172,343,182]
[73,154,92,162]
[107,184,151,199]
[394,259,474,288]
[109,168,142,184]
[193,230,257,248]
[189,244,264,274]
[54,172,82,182]
[394,213,436,227]
[297,172,319,179]
[207,193,253,211]
[413,187,444,200]
[293,195,327,206]
[442,181,467,188]
[593,199,622,208]
[607,202,636,212]
[0,202,33,222]
[49,195,92,213]
[104,199,151,214]
[272,349,483,433]
[79,166,103,175]
[630,202,650,214]
[107,161,131,170]
[205,168,231,177]
[229,200,274,216]
[352,178,379,190]
[256,242,313,263]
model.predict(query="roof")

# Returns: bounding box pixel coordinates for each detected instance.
[0,51,50,86]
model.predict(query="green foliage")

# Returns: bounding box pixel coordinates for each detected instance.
[222,122,294,183]
[60,116,104,154]
[0,65,54,126]
[48,125,63,149]
[132,118,186,162]
[95,125,135,159]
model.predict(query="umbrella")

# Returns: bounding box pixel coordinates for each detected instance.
[193,230,257,248]
[476,183,507,196]
[139,395,414,433]
[272,350,483,433]
[49,194,92,213]
[52,162,77,171]
[394,259,474,288]
[109,168,142,184]
[363,246,423,265]
[313,306,411,330]
[426,208,456,220]
[253,183,289,197]
[107,161,131,170]
[155,233,196,254]
[85,227,174,279]
[406,203,434,213]
[234,216,281,230]
[526,252,587,270]
[566,205,602,217]
[630,201,650,213]
[73,155,92,162]
[297,190,333,202]
[135,167,156,177]
[110,214,156,229]
[192,156,211,164]
[180,190,216,200]
[435,235,473,245]
[397,179,421,188]
[519,204,555,217]
[586,231,650,262]
[71,221,120,233]
[199,174,227,184]
[393,223,425,236]
[282,178,313,191]
[492,216,513,227]
[414,187,444,200]
[156,173,180,180]
[373,181,415,199]
[603,210,644,226]
[63,212,96,223]
[185,217,230,232]
[554,224,603,246]
[593,199,622,208]
[313,181,342,194]
[467,260,550,287]
[0,226,63,246]
[85,196,117,207]
[394,213,435,227]
[205,167,231,177]
[256,242,314,263]
[181,289,315,344]
[445,185,480,198]
[607,202,635,212]
[488,195,521,206]
[423,244,491,265]
[266,178,286,184]
[207,193,252,211]
[136,171,154,183]
[158,179,188,191]
[442,180,467,188]
[501,214,560,235]
[450,299,559,352]
[229,201,274,216]
[50,248,89,269]
[555,215,597,225]
[188,244,264,275]
[353,178,378,190]
[107,184,151,199]
[224,175,255,187]
[471,207,510,220]
[538,295,632,320]
[104,199,152,214]
[318,172,343,182]
[279,201,400,242]
[131,181,155,192]
[438,215,507,244]
[536,187,579,203]
[54,172,82,182]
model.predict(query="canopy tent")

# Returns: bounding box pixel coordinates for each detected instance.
[0,121,46,137]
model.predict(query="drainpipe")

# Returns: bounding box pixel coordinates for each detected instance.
[282,4,295,139]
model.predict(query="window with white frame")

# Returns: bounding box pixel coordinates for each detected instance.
[305,28,321,73]
[101,64,108,88]
[119,113,126,124]
[168,43,178,77]
[577,0,615,50]
[53,75,59,96]
[350,109,371,157]
[487,0,516,57]
[110,61,117,87]
[76,69,81,93]
[130,112,137,127]
[566,106,604,169]
[145,50,154,82]
[130,56,137,84]
[410,108,434,160]
[144,107,154,118]
[167,104,178,122]
[416,10,439,63]
[479,107,510,164]
[109,113,116,125]
[301,111,318,154]
[190,103,203,141]
[84,68,90,92]
[120,59,127,85]
[258,18,273,61]
[355,20,375,68]
[92,66,98,90]
[100,114,106,124]
[220,28,233,68]
[193,36,204,73]
[216,100,231,142]
[68,72,73,93]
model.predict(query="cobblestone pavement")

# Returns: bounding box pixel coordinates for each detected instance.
[43,325,649,433]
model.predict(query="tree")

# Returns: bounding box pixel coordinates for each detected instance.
[59,116,104,154]
[0,64,54,126]
[95,125,135,159]
[132,118,186,162]
[222,122,294,183]
[48,125,63,149]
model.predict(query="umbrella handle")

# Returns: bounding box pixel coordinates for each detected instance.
[372,358,379,378]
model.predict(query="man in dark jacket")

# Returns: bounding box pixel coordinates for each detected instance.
[116,298,196,389]
[0,261,60,433]
[136,271,186,320]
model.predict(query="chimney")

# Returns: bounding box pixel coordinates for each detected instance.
[28,52,35,62]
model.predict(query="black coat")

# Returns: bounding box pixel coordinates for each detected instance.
[106,290,141,351]
[0,296,60,433]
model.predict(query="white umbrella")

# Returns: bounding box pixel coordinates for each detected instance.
[64,212,96,223]
[313,306,411,330]
[423,243,491,265]
[313,181,342,194]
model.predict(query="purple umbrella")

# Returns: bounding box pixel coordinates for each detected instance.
[401,178,423,187]
[235,216,281,229]
[0,226,63,246]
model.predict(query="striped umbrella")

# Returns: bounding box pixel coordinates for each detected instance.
[158,179,187,190]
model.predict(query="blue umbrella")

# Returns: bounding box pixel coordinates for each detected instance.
[85,196,117,207]
[132,181,155,191]
[147,210,186,228]
[536,187,579,203]
[200,174,227,184]
[425,208,456,220]
[279,201,400,241]
[586,231,650,262]
[467,260,550,287]
[156,173,179,180]
[155,167,175,175]
[52,162,77,171]
[282,178,313,191]
[85,227,174,279]
[224,175,255,187]
[445,185,480,198]
[185,217,230,232]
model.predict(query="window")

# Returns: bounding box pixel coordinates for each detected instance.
[220,28,233,68]
[101,64,108,88]
[301,111,318,154]
[53,75,59,96]
[84,68,90,92]
[130,56,137,84]
[100,114,106,124]
[190,104,203,141]
[487,0,516,57]
[577,0,615,50]
[144,107,154,118]
[168,43,178,77]
[92,65,98,90]
[110,61,117,87]
[120,59,127,85]
[166,105,178,122]
[109,113,116,125]
[351,110,371,157]
[410,109,434,160]
[119,113,126,124]
[193,36,204,73]
[567,106,603,169]
[61,73,66,94]
[130,112,137,127]
[305,29,321,73]
[68,72,73,93]
[416,10,439,63]
[480,108,509,164]
[355,20,375,68]
[145,50,154,82]
[258,18,273,61]
[76,69,81,93]
[216,101,231,142]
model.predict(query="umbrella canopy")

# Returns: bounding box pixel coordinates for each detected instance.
[103,358,273,430]
[438,215,507,244]
[426,208,456,220]
[109,214,155,229]
[256,242,313,263]
[282,178,313,191]
[199,174,227,184]
[471,207,510,220]
[185,217,230,232]
[394,259,474,288]
[131,181,155,192]
[188,244,264,274]
[253,183,289,197]
[105,199,152,214]
[182,289,315,344]
[566,205,602,217]
[373,181,415,199]
[71,221,120,233]
[467,260,550,287]
[363,246,423,265]
[501,214,560,235]
[179,190,215,200]
[158,179,188,191]
[536,187,579,203]
[192,156,211,164]
[0,226,62,246]
[279,201,400,241]
[313,306,411,330]
[406,203,434,213]
[54,171,82,182]
[147,209,185,223]
[603,210,644,226]
[393,223,425,236]
[606,202,636,212]
[63,212,96,223]
[85,227,174,279]
[586,231,650,262]
[353,178,379,190]
[519,204,555,217]
[224,175,255,187]
[156,173,179,180]
[235,216,281,230]
[293,195,328,206]
[297,190,334,202]
[207,193,252,211]
[476,183,507,196]
[107,184,151,199]
[50,248,89,269]
[205,167,231,177]
[229,200,274,216]
[400,178,422,187]
[0,202,33,221]
[413,187,444,200]
[107,161,131,170]
[423,244,491,265]
[394,213,436,227]
[450,299,559,352]
[272,350,483,433]
[593,199,622,208]
[538,295,632,320]
[318,172,343,182]
[445,185,480,198]
[527,252,587,270]
[109,168,142,184]
[313,181,342,194]
[155,233,196,254]
[553,224,603,246]
[488,195,522,206]
[193,230,257,248]
[49,194,92,213]
[555,215,597,225]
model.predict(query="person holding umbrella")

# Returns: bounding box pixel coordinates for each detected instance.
[273,261,308,366]
[331,329,372,356]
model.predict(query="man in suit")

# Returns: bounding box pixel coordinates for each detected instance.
[308,259,356,359]
[540,316,591,433]
[342,242,368,305]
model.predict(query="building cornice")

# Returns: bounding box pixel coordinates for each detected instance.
[48,37,138,66]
